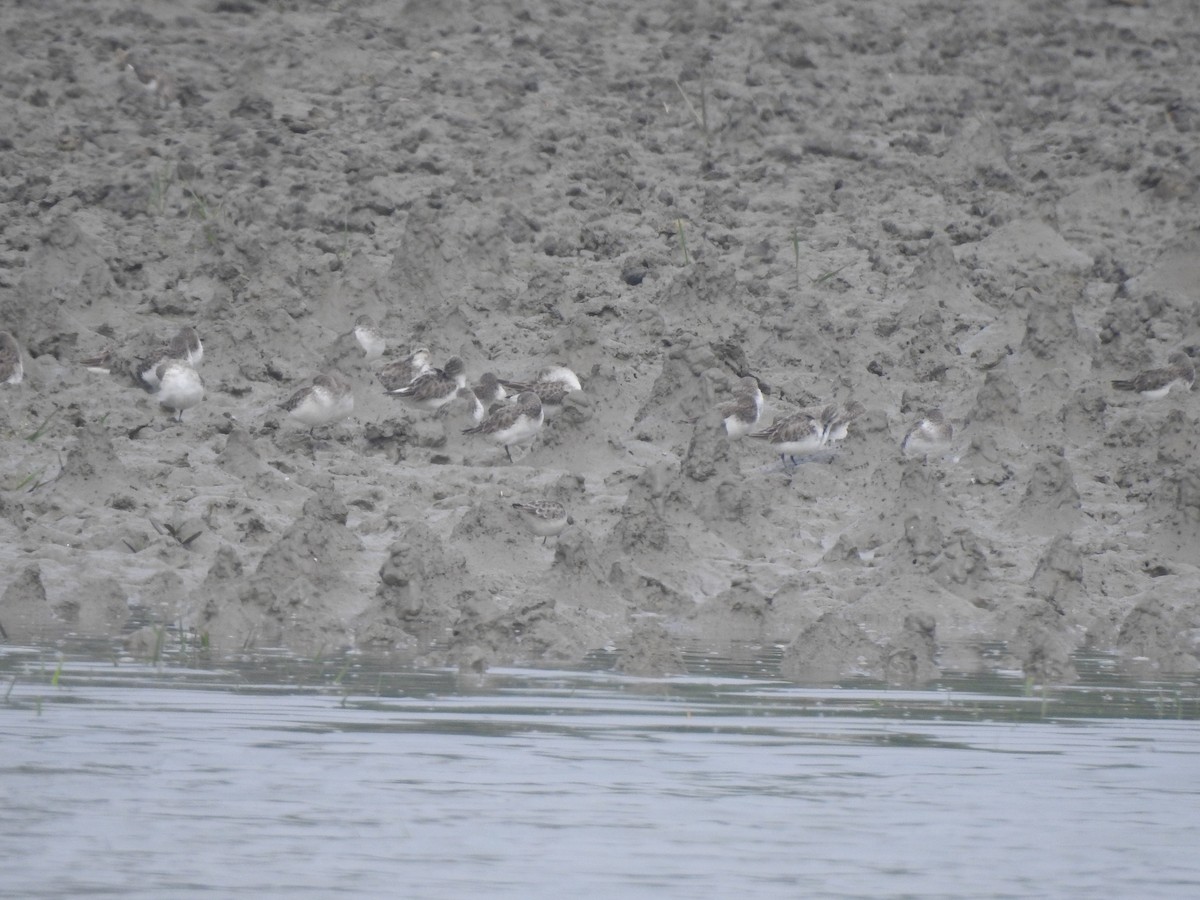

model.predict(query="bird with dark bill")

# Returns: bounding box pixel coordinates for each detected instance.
[387,356,466,414]
[512,500,574,545]
[377,347,433,392]
[750,406,835,465]
[499,365,581,418]
[283,372,354,435]
[718,375,764,439]
[138,326,203,388]
[463,391,544,462]
[824,400,866,444]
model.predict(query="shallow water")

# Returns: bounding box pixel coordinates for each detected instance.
[2,644,1199,899]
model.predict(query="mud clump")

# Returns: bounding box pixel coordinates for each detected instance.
[196,489,363,653]
[354,520,489,655]
[1018,448,1081,535]
[1116,586,1200,675]
[616,621,686,677]
[607,464,676,556]
[0,565,61,642]
[780,611,941,686]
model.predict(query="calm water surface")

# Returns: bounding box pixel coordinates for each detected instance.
[2,643,1199,899]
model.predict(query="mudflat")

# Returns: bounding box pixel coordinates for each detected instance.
[2,0,1198,682]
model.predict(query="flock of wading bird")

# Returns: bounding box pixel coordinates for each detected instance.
[1,322,1195,544]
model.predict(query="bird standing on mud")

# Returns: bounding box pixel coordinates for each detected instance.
[499,365,582,419]
[282,372,355,435]
[377,347,433,393]
[387,356,467,415]
[155,361,204,422]
[901,409,953,461]
[750,406,836,465]
[718,375,764,439]
[512,500,574,544]
[464,391,544,462]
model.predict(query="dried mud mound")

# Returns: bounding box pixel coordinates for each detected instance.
[3,0,1200,681]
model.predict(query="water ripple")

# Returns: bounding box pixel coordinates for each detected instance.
[2,648,1198,898]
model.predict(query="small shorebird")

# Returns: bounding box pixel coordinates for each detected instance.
[473,372,508,406]
[1111,352,1195,400]
[138,326,203,388]
[377,347,433,392]
[120,50,176,106]
[463,391,544,462]
[901,409,953,461]
[454,386,485,424]
[824,400,866,444]
[353,315,386,360]
[718,375,764,439]
[0,331,23,385]
[750,406,835,465]
[500,365,582,418]
[512,500,574,545]
[387,356,466,414]
[155,361,204,421]
[282,372,354,434]
[80,348,117,375]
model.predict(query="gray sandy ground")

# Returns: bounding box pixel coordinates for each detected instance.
[2,0,1199,683]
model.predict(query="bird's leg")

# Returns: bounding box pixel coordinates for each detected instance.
[505,445,513,463]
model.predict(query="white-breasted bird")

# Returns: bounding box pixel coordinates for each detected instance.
[463,391,544,462]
